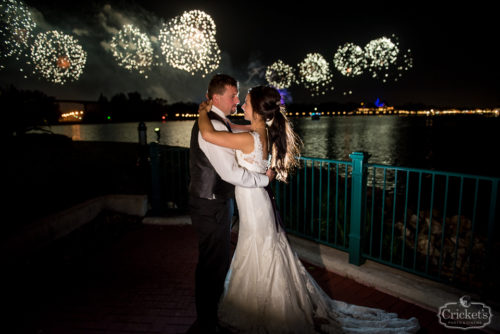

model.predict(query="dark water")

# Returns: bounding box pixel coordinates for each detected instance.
[291,115,499,177]
[47,115,500,177]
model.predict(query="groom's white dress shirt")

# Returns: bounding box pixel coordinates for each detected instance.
[198,105,269,192]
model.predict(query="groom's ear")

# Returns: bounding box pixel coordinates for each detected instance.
[212,94,219,104]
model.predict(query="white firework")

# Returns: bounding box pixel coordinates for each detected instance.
[389,48,413,82]
[30,30,87,84]
[110,24,153,76]
[364,35,413,83]
[159,9,220,77]
[401,48,413,71]
[364,36,399,81]
[333,42,366,77]
[386,34,413,82]
[0,0,36,58]
[265,59,296,89]
[297,53,334,96]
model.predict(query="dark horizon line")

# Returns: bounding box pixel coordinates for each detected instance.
[2,83,497,110]
[57,98,500,111]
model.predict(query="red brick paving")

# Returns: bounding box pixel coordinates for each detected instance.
[3,223,489,334]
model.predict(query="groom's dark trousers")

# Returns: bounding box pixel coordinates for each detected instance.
[188,113,234,333]
[189,196,233,333]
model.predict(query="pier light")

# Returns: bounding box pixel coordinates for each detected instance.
[154,127,161,142]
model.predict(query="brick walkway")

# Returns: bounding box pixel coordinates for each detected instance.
[3,221,487,334]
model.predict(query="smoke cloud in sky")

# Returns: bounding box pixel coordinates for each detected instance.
[1,1,267,104]
[3,0,498,108]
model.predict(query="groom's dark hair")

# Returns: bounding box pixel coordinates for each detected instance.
[207,74,238,99]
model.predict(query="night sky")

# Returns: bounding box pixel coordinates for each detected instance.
[2,0,499,108]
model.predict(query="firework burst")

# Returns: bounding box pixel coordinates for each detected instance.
[0,0,36,58]
[159,10,220,77]
[30,30,87,84]
[383,35,413,82]
[333,42,366,77]
[363,36,399,81]
[110,24,153,77]
[0,0,36,73]
[297,53,334,96]
[364,35,413,82]
[265,59,296,89]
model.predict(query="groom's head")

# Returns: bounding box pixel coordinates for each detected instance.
[207,74,240,116]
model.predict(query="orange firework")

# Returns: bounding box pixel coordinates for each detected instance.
[57,55,71,69]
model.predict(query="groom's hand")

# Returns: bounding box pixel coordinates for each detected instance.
[266,168,276,182]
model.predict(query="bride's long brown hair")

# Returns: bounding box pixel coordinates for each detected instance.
[248,86,302,182]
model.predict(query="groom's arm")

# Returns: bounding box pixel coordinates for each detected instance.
[199,120,269,188]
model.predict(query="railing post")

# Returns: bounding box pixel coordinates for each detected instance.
[149,142,163,215]
[349,152,369,265]
[483,179,498,296]
[138,121,147,145]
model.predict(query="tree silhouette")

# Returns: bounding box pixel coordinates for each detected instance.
[1,85,59,137]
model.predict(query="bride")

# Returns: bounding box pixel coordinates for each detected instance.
[197,86,420,333]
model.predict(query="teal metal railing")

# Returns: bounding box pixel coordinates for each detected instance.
[149,143,190,214]
[360,161,499,293]
[149,144,499,298]
[273,152,499,299]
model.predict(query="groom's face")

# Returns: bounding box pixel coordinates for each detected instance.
[213,85,240,116]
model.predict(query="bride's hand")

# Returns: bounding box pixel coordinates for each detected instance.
[198,100,212,114]
[266,168,276,182]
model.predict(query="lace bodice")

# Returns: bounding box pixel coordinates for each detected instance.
[236,131,269,174]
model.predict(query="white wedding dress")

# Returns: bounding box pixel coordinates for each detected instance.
[218,131,420,333]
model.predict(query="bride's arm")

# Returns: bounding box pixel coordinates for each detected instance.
[227,120,251,132]
[198,100,253,153]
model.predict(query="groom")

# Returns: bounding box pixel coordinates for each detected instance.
[188,74,272,333]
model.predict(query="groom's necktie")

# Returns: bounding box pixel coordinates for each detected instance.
[225,119,233,133]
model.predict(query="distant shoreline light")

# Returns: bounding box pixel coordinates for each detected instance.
[53,100,499,123]
[120,108,500,121]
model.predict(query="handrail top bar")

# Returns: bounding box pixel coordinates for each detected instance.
[298,155,499,181]
[149,143,499,181]
[299,156,353,165]
[366,163,500,181]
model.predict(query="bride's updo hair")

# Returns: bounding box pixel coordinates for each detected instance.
[248,86,302,182]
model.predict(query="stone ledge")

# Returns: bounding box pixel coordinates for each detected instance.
[1,194,148,262]
[142,215,192,226]
[287,235,499,333]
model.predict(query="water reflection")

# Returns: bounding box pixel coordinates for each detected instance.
[70,124,81,141]
[292,116,398,165]
[46,115,500,176]
[155,120,195,147]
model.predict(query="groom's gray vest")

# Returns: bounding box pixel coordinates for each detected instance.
[189,111,235,200]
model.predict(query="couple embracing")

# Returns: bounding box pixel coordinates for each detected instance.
[188,74,420,334]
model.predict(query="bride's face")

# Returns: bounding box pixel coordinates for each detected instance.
[242,94,254,121]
